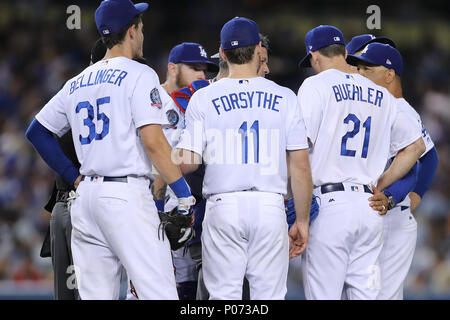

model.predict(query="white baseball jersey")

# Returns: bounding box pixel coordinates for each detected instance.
[162,99,185,148]
[394,98,434,156]
[298,69,422,187]
[36,57,170,178]
[388,97,435,207]
[177,77,308,197]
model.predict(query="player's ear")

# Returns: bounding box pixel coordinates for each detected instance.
[219,47,227,62]
[385,69,395,84]
[128,24,136,40]
[310,51,319,65]
[167,62,177,77]
[344,48,348,60]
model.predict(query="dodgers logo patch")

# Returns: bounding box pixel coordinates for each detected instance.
[166,109,179,128]
[150,88,162,108]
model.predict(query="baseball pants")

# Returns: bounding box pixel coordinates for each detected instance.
[50,200,78,300]
[70,176,178,300]
[302,183,384,300]
[202,191,289,300]
[378,206,417,300]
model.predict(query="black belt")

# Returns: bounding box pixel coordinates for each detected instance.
[81,176,128,182]
[320,183,373,194]
[56,190,71,203]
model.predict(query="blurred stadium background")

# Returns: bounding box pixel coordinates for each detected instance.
[0,0,448,299]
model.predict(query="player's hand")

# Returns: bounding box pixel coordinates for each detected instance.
[368,184,388,215]
[288,221,309,258]
[177,195,196,216]
[73,175,82,190]
[409,192,421,212]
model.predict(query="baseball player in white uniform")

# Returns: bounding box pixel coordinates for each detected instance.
[297,25,426,300]
[148,42,218,300]
[176,17,313,300]
[347,42,439,299]
[26,0,196,299]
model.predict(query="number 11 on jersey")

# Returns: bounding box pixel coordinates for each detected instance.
[238,120,259,164]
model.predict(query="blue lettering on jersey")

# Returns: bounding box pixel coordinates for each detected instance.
[331,83,383,107]
[212,91,282,115]
[69,69,128,95]
[239,92,248,108]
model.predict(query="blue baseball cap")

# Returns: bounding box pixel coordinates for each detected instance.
[220,17,260,50]
[347,43,403,76]
[168,42,219,72]
[298,25,346,68]
[95,0,148,37]
[346,34,397,55]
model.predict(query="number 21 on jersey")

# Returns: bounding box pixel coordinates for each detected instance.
[341,113,371,158]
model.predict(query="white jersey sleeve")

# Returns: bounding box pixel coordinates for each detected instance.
[396,98,434,156]
[389,99,423,157]
[176,91,206,156]
[286,92,309,150]
[131,69,169,129]
[297,78,324,146]
[162,99,184,148]
[36,85,71,137]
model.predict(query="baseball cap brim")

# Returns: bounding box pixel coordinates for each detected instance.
[346,54,378,67]
[181,60,219,73]
[298,53,311,68]
[135,3,149,14]
[352,36,397,54]
[368,36,396,49]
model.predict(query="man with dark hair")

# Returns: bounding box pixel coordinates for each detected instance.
[210,32,269,81]
[101,14,143,49]
[176,17,313,300]
[296,25,425,299]
[347,43,438,299]
[26,0,195,299]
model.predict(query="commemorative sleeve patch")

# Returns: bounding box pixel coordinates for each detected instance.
[166,109,180,128]
[150,88,162,108]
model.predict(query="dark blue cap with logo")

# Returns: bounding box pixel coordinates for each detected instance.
[347,43,403,75]
[299,25,345,68]
[346,34,397,55]
[95,0,148,37]
[220,17,260,50]
[168,42,219,72]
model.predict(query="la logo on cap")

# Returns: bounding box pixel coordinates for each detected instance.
[199,46,207,58]
[361,45,369,54]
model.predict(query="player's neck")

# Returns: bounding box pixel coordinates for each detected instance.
[319,57,354,74]
[103,45,134,60]
[161,81,178,94]
[390,79,403,99]
[227,63,259,79]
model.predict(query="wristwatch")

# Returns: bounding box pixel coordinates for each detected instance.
[386,195,396,211]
